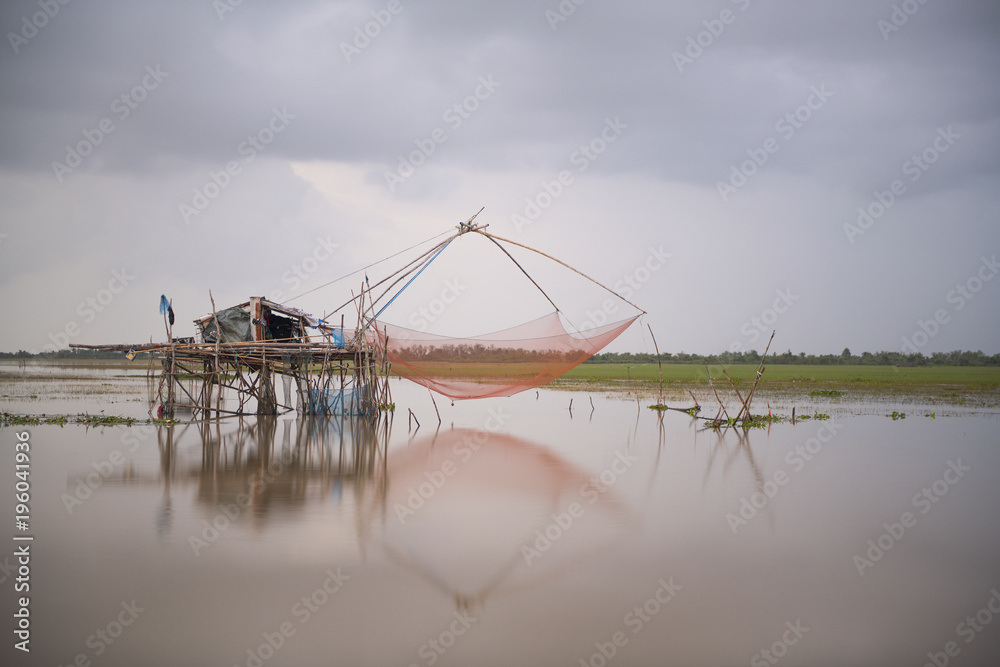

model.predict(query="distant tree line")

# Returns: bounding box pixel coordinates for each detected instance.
[391,343,581,364]
[3,347,999,367]
[585,348,1000,367]
[0,349,125,359]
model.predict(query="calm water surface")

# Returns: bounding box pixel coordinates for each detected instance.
[1,363,999,666]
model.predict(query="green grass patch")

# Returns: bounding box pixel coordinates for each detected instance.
[561,363,1000,387]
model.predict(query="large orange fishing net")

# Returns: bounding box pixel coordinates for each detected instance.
[377,311,640,400]
[323,218,643,400]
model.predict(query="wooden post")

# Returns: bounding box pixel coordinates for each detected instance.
[166,349,176,418]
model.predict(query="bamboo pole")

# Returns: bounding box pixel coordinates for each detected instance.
[735,330,775,422]
[721,369,749,420]
[428,389,441,425]
[209,291,222,417]
[647,324,664,407]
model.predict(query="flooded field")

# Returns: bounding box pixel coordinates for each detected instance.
[1,361,999,666]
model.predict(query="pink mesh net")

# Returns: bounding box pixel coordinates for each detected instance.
[377,312,640,400]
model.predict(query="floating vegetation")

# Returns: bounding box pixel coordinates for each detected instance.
[706,413,786,430]
[378,402,396,412]
[1,412,156,427]
[809,390,844,397]
[924,412,936,419]
[888,411,906,420]
[647,403,701,417]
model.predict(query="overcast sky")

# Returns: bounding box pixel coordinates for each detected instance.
[1,0,998,356]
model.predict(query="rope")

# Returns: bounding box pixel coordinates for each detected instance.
[285,229,455,304]
[474,230,647,314]
[309,214,645,330]
[372,238,453,321]
[480,234,561,313]
[323,234,457,321]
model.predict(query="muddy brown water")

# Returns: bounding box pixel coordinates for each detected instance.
[1,361,999,666]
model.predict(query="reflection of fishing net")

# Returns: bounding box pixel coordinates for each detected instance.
[378,312,640,400]
[368,427,638,607]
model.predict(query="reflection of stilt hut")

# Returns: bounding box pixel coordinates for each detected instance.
[72,295,391,419]
[65,416,389,540]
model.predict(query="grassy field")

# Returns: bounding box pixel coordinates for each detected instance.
[380,359,1000,386]
[563,363,1000,386]
[8,357,998,390]
[556,363,1000,410]
[384,360,1000,393]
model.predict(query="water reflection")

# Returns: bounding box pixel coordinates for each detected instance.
[69,416,390,539]
[184,417,387,517]
[38,388,1000,665]
[700,427,765,493]
[364,428,639,611]
[67,415,640,610]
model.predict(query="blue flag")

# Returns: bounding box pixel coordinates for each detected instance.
[159,295,170,315]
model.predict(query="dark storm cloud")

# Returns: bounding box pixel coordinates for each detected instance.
[3,0,997,189]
